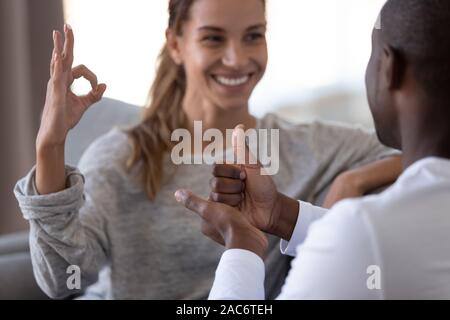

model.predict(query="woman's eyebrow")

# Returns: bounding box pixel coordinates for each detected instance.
[197,23,267,33]
[198,26,225,33]
[246,24,267,31]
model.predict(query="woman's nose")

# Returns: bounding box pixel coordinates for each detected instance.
[222,42,249,69]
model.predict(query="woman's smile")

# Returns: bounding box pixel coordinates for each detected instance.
[210,72,255,94]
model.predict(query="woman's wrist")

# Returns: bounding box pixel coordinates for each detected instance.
[35,135,67,195]
[36,130,66,153]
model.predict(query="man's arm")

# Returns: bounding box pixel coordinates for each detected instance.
[278,200,328,257]
[209,249,266,300]
[277,200,381,299]
[206,200,381,300]
[207,200,327,300]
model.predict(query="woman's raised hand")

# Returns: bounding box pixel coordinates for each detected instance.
[36,24,107,148]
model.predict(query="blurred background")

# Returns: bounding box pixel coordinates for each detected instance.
[64,0,384,122]
[0,0,384,235]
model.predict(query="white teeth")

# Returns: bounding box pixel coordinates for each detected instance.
[215,75,249,87]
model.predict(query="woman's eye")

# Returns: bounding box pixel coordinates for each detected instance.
[203,35,224,44]
[245,33,264,42]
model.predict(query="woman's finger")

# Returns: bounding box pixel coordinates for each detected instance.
[51,31,64,80]
[62,24,74,70]
[49,32,57,76]
[50,53,65,98]
[50,30,63,77]
[71,64,98,89]
[78,83,107,109]
[54,30,63,56]
[50,49,56,77]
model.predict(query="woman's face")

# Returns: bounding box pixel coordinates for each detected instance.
[173,0,268,110]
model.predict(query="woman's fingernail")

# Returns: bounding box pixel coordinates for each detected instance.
[66,23,72,30]
[53,30,56,40]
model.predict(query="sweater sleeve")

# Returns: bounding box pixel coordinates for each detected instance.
[13,129,128,299]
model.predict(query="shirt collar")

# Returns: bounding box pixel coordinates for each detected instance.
[401,157,450,180]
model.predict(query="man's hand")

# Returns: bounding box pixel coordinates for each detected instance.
[174,124,301,258]
[174,190,269,259]
[175,124,300,253]
[209,125,280,233]
[210,125,299,240]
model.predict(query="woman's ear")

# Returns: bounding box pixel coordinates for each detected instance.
[166,29,183,65]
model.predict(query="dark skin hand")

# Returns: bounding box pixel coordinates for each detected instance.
[175,125,300,259]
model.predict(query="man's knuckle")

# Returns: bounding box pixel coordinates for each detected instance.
[212,163,219,176]
[210,192,220,202]
[211,178,221,191]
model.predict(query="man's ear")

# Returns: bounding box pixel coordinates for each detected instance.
[166,29,183,65]
[382,45,404,90]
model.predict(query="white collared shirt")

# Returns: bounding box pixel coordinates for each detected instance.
[209,157,450,300]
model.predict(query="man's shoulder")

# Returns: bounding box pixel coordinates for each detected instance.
[328,193,393,229]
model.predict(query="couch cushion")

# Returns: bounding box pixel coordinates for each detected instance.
[0,231,29,255]
[0,253,48,300]
[65,98,141,166]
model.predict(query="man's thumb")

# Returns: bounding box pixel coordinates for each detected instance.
[232,124,261,169]
[175,189,210,218]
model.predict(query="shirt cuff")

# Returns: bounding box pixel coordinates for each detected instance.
[13,165,86,220]
[209,249,265,300]
[280,201,327,257]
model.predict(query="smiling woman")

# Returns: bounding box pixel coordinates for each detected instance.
[126,0,268,200]
[63,0,385,116]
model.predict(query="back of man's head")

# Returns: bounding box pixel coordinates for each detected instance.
[380,0,450,103]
